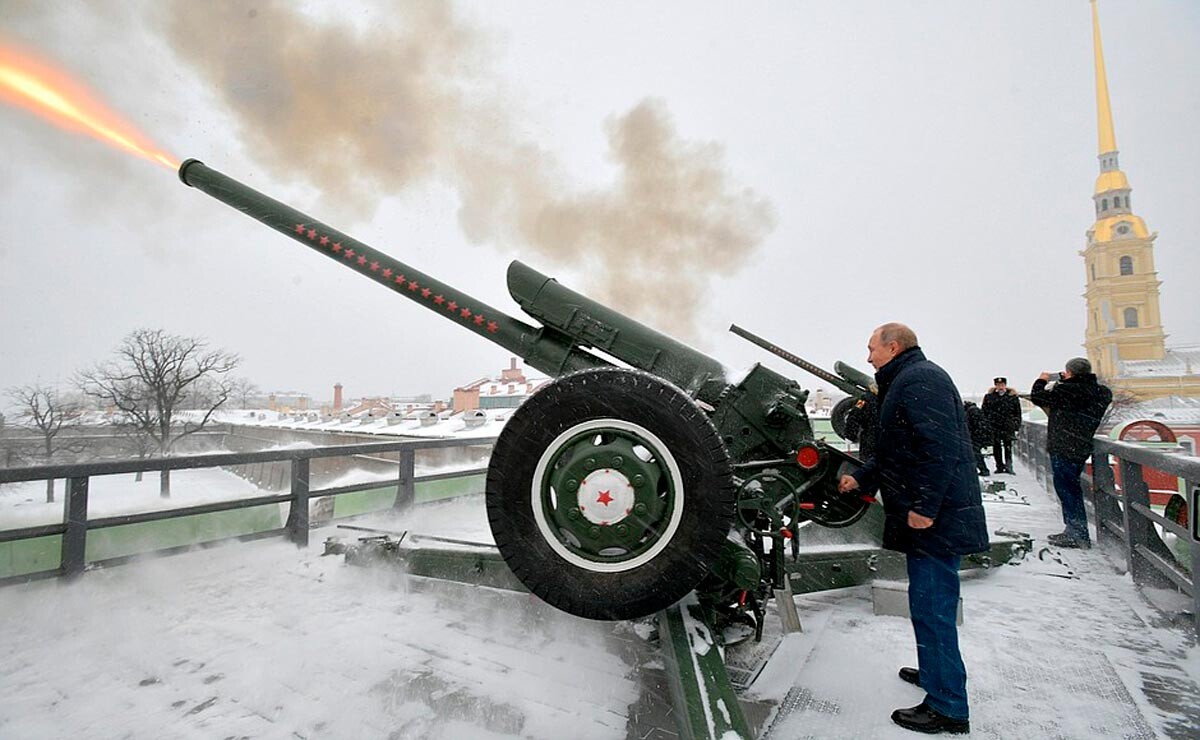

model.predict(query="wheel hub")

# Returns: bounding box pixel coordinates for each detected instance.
[577,468,636,525]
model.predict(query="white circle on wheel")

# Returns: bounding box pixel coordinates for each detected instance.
[531,418,685,573]
[578,468,636,525]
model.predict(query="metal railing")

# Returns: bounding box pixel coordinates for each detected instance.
[1015,421,1200,637]
[0,436,495,585]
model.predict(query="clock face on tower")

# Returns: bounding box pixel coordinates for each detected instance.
[1116,223,1130,235]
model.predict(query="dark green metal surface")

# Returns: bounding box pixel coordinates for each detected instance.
[658,594,753,740]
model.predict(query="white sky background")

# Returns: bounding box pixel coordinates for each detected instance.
[1,1,1198,404]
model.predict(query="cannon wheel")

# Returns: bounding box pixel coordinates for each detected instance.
[486,367,736,620]
[830,396,857,441]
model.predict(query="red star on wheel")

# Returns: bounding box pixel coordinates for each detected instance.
[433,295,445,305]
[408,281,419,291]
[343,248,355,259]
[420,287,432,298]
[459,308,472,319]
[473,314,485,326]
[306,229,317,240]
[446,301,458,312]
[294,224,306,234]
[356,255,367,266]
[369,261,380,272]
[486,321,498,333]
[319,235,329,246]
[331,242,342,253]
[382,268,392,278]
[395,274,407,285]
[596,490,614,506]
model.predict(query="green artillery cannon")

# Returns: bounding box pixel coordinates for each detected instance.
[179,159,872,626]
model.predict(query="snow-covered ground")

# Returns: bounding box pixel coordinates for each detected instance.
[0,462,1197,738]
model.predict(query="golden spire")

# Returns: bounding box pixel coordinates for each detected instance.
[1092,0,1117,155]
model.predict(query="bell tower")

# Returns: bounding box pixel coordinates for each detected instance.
[1080,0,1167,381]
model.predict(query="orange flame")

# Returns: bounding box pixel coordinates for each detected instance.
[0,39,177,170]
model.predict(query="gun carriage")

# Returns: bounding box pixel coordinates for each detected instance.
[179,159,877,629]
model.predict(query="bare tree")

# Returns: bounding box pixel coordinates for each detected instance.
[4,384,86,502]
[78,329,240,497]
[229,377,261,410]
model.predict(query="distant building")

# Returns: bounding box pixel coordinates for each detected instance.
[453,358,550,413]
[267,391,310,412]
[1080,2,1200,402]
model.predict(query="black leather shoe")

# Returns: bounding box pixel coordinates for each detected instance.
[1047,532,1091,549]
[891,702,970,734]
[899,666,920,686]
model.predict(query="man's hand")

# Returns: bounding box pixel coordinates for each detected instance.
[908,511,934,529]
[1038,372,1054,382]
[838,475,859,493]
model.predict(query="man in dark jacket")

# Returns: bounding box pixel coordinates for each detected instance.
[963,401,991,477]
[839,323,988,735]
[981,377,1022,474]
[1028,357,1112,549]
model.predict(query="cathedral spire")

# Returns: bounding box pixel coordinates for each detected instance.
[1091,0,1118,158]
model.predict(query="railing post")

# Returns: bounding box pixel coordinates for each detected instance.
[1090,451,1119,547]
[286,457,310,547]
[394,446,416,512]
[61,476,89,578]
[1189,478,1200,640]
[1116,458,1174,589]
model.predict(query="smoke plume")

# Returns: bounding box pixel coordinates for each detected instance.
[166,0,775,340]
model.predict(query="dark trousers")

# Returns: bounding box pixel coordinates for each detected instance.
[907,552,969,720]
[991,433,1013,472]
[972,448,989,475]
[1051,455,1090,542]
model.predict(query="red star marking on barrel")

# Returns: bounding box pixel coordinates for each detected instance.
[459,308,471,319]
[294,224,306,234]
[407,280,419,291]
[344,249,355,259]
[356,255,367,266]
[433,295,445,305]
[486,321,498,333]
[319,235,329,246]
[473,314,485,326]
[331,242,342,253]
[420,287,431,298]
[596,490,614,506]
[395,274,407,285]
[382,268,392,278]
[446,301,458,312]
[306,229,317,240]
[369,261,380,272]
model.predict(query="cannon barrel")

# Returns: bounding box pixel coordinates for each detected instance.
[729,324,871,396]
[179,159,727,395]
[178,159,605,378]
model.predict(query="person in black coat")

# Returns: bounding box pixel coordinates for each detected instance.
[842,393,879,459]
[981,377,1022,474]
[839,323,987,735]
[1028,357,1112,549]
[963,401,991,477]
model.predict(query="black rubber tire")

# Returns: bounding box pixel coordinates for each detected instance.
[830,396,857,440]
[486,367,736,621]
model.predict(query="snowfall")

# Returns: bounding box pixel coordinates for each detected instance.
[1,460,1197,739]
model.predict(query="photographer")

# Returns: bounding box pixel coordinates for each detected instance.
[1028,358,1112,549]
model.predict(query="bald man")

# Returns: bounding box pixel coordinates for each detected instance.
[839,323,988,734]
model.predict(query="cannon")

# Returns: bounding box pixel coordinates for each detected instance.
[179,159,871,624]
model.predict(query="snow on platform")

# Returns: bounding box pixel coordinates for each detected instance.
[1,464,1198,738]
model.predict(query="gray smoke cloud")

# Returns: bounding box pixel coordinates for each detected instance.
[165,0,777,340]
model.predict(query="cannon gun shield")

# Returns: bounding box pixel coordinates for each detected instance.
[486,367,736,620]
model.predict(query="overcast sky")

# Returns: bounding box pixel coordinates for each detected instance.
[2,1,1198,406]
